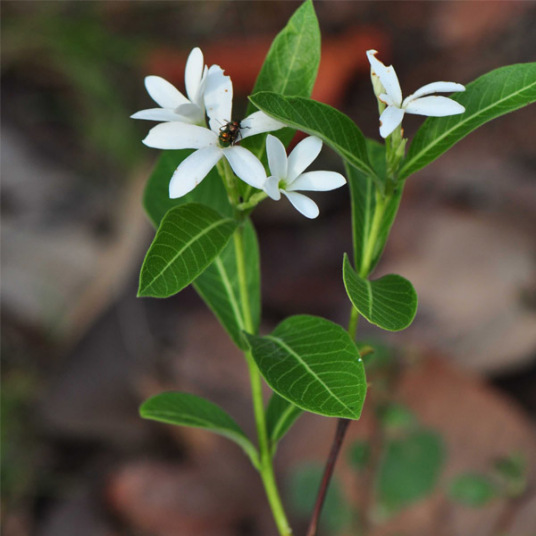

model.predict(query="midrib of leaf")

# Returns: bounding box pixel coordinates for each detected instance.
[264,335,354,414]
[147,409,233,430]
[278,17,307,95]
[142,217,232,293]
[401,76,536,178]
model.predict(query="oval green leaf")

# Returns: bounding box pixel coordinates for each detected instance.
[140,392,258,468]
[249,92,376,179]
[376,429,445,516]
[400,63,536,180]
[247,0,319,111]
[141,152,259,346]
[343,254,417,331]
[138,203,237,298]
[246,315,366,420]
[243,0,320,158]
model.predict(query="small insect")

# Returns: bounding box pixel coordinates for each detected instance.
[218,120,243,147]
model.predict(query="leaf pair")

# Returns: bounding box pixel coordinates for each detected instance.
[141,314,367,465]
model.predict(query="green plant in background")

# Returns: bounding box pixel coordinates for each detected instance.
[131,1,536,533]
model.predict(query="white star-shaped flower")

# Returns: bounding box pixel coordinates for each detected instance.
[263,135,346,219]
[366,50,466,138]
[142,65,285,198]
[131,47,209,125]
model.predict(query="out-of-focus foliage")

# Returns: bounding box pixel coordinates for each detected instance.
[2,3,149,175]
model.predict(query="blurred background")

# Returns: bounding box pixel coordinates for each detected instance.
[2,2,536,535]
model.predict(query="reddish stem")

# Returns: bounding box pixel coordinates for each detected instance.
[306,418,351,536]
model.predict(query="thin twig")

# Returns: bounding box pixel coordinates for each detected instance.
[306,418,351,536]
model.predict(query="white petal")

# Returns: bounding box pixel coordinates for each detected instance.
[175,102,204,123]
[405,96,465,117]
[379,93,396,107]
[169,146,222,198]
[143,122,217,149]
[287,136,322,183]
[378,105,405,138]
[145,76,188,109]
[264,176,282,200]
[223,146,266,190]
[240,111,286,139]
[205,65,233,132]
[131,108,186,122]
[403,81,465,105]
[185,47,204,103]
[366,50,402,107]
[282,191,319,219]
[266,135,287,179]
[288,170,346,192]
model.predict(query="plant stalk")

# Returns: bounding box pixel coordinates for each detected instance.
[234,224,292,536]
[305,418,351,536]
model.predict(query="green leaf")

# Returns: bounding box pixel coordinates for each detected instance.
[138,203,237,298]
[376,429,445,516]
[347,141,404,275]
[243,0,320,156]
[449,473,497,507]
[249,92,375,178]
[247,0,320,111]
[194,220,260,349]
[246,315,367,419]
[141,152,259,347]
[140,392,258,468]
[143,150,232,227]
[400,63,536,179]
[343,254,418,331]
[265,393,303,450]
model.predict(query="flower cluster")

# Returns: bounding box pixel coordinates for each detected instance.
[133,48,345,218]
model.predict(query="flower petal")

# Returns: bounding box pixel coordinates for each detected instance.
[287,136,322,183]
[143,122,217,149]
[131,108,186,122]
[169,146,222,198]
[282,191,319,219]
[205,65,233,132]
[403,81,465,106]
[145,76,188,109]
[378,105,405,138]
[184,47,204,104]
[240,111,286,139]
[288,170,346,192]
[223,146,266,190]
[264,176,282,200]
[266,135,288,179]
[175,102,204,124]
[366,50,402,107]
[405,96,465,117]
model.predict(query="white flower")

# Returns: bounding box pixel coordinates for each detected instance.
[142,66,285,199]
[131,47,208,125]
[263,135,346,219]
[366,50,466,138]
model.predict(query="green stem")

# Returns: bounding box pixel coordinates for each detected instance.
[359,191,386,278]
[234,225,292,536]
